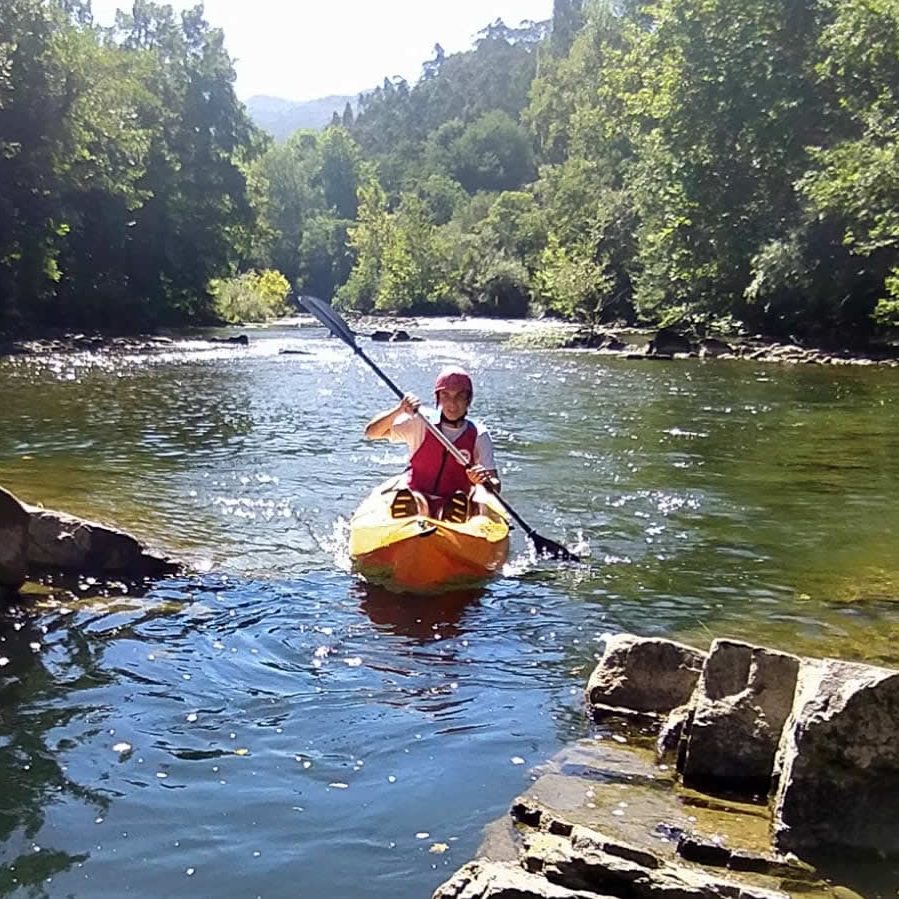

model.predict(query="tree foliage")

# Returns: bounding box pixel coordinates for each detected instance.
[348,21,543,195]
[0,0,263,334]
[251,125,364,298]
[337,184,450,313]
[5,1,899,341]
[211,268,290,323]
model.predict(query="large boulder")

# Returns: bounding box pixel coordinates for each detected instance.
[773,658,899,855]
[647,328,694,356]
[24,505,179,579]
[679,640,800,792]
[699,337,734,358]
[0,486,29,595]
[586,634,706,719]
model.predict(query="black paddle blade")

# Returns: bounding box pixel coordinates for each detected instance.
[298,295,357,347]
[529,532,580,562]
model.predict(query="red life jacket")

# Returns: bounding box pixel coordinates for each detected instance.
[405,419,477,498]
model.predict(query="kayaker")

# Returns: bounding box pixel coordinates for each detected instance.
[364,366,501,521]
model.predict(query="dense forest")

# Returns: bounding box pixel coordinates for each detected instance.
[2,0,898,344]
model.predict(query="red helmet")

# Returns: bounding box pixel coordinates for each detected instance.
[434,366,473,399]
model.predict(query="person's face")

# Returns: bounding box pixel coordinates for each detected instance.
[437,388,471,420]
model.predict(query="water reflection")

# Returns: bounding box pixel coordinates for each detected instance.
[355,584,483,642]
[0,601,112,895]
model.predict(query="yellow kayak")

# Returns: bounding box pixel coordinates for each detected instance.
[349,477,510,593]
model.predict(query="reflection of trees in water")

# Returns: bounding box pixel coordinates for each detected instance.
[0,586,158,895]
[354,583,484,643]
[0,849,89,897]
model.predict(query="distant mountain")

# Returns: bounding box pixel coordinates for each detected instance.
[245,94,356,140]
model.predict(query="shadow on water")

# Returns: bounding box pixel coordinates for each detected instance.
[0,575,217,897]
[354,584,485,642]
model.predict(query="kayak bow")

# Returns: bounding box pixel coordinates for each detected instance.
[349,478,510,593]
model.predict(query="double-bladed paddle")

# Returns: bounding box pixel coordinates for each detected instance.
[298,294,580,562]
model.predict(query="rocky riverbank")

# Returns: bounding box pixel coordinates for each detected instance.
[0,332,254,358]
[3,321,898,369]
[433,633,899,898]
[562,326,899,368]
[344,317,899,368]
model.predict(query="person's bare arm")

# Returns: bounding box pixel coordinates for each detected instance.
[364,393,420,439]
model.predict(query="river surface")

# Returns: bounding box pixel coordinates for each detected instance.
[1,318,898,897]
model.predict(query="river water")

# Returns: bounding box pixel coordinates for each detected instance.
[1,318,898,897]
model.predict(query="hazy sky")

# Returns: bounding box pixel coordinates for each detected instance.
[89,0,554,101]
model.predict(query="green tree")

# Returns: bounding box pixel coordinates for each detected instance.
[351,21,543,194]
[111,1,264,324]
[534,234,612,323]
[527,1,630,166]
[409,173,468,226]
[338,183,450,313]
[336,180,391,311]
[604,0,833,331]
[297,214,353,300]
[0,0,153,331]
[253,126,364,295]
[317,126,363,220]
[253,131,321,284]
[789,0,899,338]
[524,2,639,322]
[447,110,536,193]
[211,268,290,323]
[550,0,585,55]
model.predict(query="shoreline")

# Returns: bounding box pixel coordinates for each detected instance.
[1,317,898,369]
